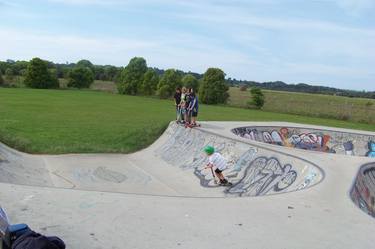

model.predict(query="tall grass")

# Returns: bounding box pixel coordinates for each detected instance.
[228,87,375,124]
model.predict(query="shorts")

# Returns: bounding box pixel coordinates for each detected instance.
[215,168,223,174]
[192,110,198,117]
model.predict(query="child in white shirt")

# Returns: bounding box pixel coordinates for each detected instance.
[203,145,231,185]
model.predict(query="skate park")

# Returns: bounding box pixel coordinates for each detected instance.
[1,0,375,247]
[1,121,374,249]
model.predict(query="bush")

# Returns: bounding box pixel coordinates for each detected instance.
[117,57,147,95]
[5,68,14,82]
[365,101,374,107]
[139,69,159,95]
[240,85,248,91]
[158,85,170,99]
[0,70,3,85]
[199,68,229,104]
[76,59,94,72]
[248,87,265,109]
[157,69,182,98]
[24,58,59,89]
[182,74,199,92]
[68,67,94,89]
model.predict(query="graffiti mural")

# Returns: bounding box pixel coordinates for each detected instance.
[226,157,297,196]
[234,127,335,152]
[193,149,258,188]
[157,124,239,171]
[351,163,375,218]
[157,123,321,196]
[232,126,375,157]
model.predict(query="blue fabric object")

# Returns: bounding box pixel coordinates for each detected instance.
[367,141,375,158]
[370,141,375,151]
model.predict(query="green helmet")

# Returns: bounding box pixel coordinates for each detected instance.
[203,145,215,154]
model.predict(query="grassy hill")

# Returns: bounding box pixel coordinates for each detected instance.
[228,87,375,124]
[0,88,374,154]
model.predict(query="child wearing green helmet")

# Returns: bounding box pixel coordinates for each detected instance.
[203,145,231,186]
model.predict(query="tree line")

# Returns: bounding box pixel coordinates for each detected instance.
[1,57,373,100]
[0,57,229,104]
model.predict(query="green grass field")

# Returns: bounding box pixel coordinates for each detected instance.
[0,88,374,154]
[228,87,375,124]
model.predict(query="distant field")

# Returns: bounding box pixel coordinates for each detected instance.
[90,80,117,93]
[3,77,116,91]
[58,78,117,93]
[228,87,375,124]
[4,78,375,124]
[0,88,374,154]
[90,82,375,124]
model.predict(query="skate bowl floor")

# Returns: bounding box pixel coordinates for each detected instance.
[1,121,375,249]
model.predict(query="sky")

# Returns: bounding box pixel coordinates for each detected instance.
[0,0,374,91]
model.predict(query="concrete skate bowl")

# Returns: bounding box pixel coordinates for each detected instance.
[156,123,324,197]
[351,162,375,218]
[232,126,375,157]
[0,122,324,198]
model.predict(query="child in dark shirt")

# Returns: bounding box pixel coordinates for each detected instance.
[174,87,182,123]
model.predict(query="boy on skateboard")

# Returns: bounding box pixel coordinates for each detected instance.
[203,146,231,186]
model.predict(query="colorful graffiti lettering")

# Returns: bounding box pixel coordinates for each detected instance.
[289,133,332,152]
[230,126,375,155]
[233,126,375,156]
[241,127,335,152]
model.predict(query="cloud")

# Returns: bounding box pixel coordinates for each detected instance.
[0,28,157,64]
[0,27,256,70]
[175,6,375,37]
[1,0,374,90]
[47,0,123,5]
[332,0,375,16]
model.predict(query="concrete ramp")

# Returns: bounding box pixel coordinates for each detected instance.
[157,123,323,196]
[0,143,53,187]
[1,121,375,249]
[0,122,323,197]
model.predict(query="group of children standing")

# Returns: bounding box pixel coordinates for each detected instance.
[174,87,199,127]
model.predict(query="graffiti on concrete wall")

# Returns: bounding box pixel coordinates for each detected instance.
[232,126,375,157]
[226,157,297,196]
[157,125,239,171]
[233,127,335,152]
[193,149,258,188]
[157,124,313,196]
[351,163,375,218]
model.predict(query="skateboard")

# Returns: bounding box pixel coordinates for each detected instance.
[185,123,201,128]
[218,181,233,186]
